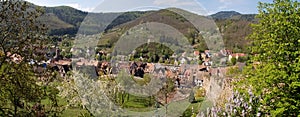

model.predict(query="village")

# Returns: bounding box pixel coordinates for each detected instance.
[43,47,245,76]
[6,39,248,106]
[2,0,299,116]
[31,45,248,102]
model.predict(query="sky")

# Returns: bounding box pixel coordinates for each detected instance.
[25,0,273,15]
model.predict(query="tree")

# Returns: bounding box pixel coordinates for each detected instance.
[230,57,237,65]
[239,0,300,116]
[0,1,60,116]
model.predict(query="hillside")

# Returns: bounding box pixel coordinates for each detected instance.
[37,13,74,30]
[212,13,256,52]
[27,0,256,53]
[104,11,153,32]
[98,8,204,53]
[39,6,151,35]
[99,9,256,53]
[44,6,88,26]
[211,11,241,20]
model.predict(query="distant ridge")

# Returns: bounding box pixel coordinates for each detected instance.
[211,11,241,19]
[24,1,256,52]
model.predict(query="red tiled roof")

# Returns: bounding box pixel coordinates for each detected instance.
[75,59,99,66]
[230,53,246,57]
[194,51,200,55]
[55,60,71,65]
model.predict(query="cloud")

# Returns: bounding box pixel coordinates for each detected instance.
[153,0,195,6]
[65,3,95,12]
[218,0,230,9]
[219,0,229,2]
[26,0,95,12]
[218,0,240,10]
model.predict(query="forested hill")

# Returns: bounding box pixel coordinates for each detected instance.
[29,0,256,36]
[28,1,257,52]
[44,6,88,27]
[38,6,121,35]
[211,11,241,19]
[211,11,256,21]
[99,9,256,52]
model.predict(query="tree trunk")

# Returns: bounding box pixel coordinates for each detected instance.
[14,98,18,116]
[149,96,152,106]
[127,93,130,102]
[121,92,125,104]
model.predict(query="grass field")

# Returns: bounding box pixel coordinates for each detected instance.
[41,97,89,117]
[41,95,206,117]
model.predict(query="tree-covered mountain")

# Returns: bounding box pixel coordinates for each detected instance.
[96,8,204,58]
[27,1,257,52]
[44,6,88,26]
[99,9,256,53]
[38,6,119,35]
[211,11,242,20]
[104,11,154,32]
[36,5,151,36]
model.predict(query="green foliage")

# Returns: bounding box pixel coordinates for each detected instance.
[226,66,242,78]
[198,60,203,65]
[238,0,300,116]
[195,88,206,98]
[133,42,174,63]
[45,6,87,27]
[105,11,150,32]
[227,57,237,66]
[122,94,155,110]
[143,74,152,85]
[181,97,204,117]
[0,0,61,116]
[165,78,175,94]
[237,55,249,62]
[158,57,164,63]
[231,57,237,65]
[27,1,255,53]
[211,11,241,20]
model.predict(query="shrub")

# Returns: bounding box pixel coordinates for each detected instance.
[195,88,206,98]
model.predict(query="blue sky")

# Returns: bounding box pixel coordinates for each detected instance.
[26,0,273,15]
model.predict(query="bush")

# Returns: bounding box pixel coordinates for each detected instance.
[195,88,206,98]
[228,57,237,66]
[237,56,248,62]
[198,60,203,65]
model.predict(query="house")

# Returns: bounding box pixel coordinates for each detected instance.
[199,65,208,72]
[47,59,72,77]
[171,53,177,59]
[204,50,211,58]
[145,63,155,73]
[53,47,62,61]
[219,49,233,57]
[200,53,206,61]
[203,61,213,66]
[129,61,147,78]
[179,57,189,65]
[194,79,203,87]
[174,59,178,66]
[194,51,200,56]
[6,52,23,63]
[166,68,176,79]
[229,53,246,61]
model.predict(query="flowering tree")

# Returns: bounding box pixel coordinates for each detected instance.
[0,0,61,116]
[240,0,300,116]
[198,90,261,117]
[199,0,300,116]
